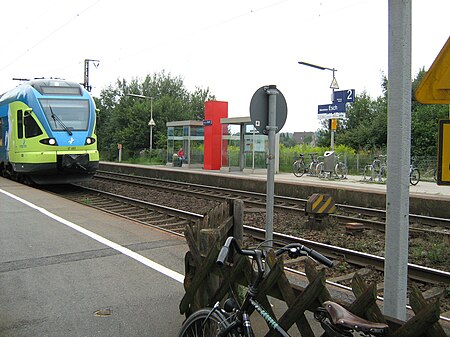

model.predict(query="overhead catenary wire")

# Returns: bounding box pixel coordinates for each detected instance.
[0,0,101,73]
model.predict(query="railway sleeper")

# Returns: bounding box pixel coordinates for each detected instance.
[329,267,373,283]
[145,217,179,225]
[136,213,168,223]
[121,209,149,216]
[135,215,167,222]
[157,221,190,229]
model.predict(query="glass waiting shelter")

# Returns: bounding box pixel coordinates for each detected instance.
[220,117,280,173]
[166,120,204,167]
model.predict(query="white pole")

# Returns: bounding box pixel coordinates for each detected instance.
[150,99,153,150]
[384,0,412,321]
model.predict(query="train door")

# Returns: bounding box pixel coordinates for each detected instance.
[8,108,43,162]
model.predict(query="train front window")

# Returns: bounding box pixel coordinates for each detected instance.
[40,99,89,131]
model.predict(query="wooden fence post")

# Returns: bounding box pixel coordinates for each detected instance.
[350,273,386,323]
[409,285,446,337]
[180,201,448,337]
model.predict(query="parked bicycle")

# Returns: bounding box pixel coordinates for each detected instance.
[363,155,387,182]
[315,160,326,178]
[315,154,347,179]
[334,154,348,179]
[420,160,437,181]
[308,152,321,177]
[292,154,307,177]
[409,162,420,186]
[177,236,389,337]
[423,167,437,182]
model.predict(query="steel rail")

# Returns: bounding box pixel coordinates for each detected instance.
[47,179,449,314]
[50,184,203,236]
[93,171,450,231]
[245,225,450,285]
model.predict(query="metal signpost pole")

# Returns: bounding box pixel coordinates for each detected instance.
[330,68,338,151]
[298,62,338,151]
[250,84,287,250]
[126,94,156,152]
[265,85,278,248]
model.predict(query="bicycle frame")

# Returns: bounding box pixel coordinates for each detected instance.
[308,153,320,176]
[213,260,291,337]
[181,237,388,337]
[292,155,307,177]
[364,156,387,182]
[214,237,333,337]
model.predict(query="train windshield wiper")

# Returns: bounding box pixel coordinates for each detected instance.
[49,105,72,135]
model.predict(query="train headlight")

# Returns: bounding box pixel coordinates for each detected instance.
[85,137,96,145]
[40,138,58,145]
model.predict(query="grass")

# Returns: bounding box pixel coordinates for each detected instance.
[409,234,449,266]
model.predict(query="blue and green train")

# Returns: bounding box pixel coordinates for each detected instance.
[0,79,99,184]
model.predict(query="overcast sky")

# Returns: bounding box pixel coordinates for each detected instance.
[0,0,448,132]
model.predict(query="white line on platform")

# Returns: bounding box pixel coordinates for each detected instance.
[0,188,185,284]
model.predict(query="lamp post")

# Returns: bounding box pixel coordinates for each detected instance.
[298,61,338,150]
[148,118,155,150]
[127,94,155,150]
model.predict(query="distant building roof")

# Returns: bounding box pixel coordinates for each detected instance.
[293,131,315,144]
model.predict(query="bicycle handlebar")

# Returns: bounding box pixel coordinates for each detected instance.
[216,237,333,268]
[216,236,259,266]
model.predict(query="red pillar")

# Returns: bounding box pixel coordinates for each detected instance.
[204,101,228,170]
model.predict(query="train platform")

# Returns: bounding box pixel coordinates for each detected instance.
[1,172,448,336]
[0,177,326,337]
[0,177,188,336]
[100,162,450,218]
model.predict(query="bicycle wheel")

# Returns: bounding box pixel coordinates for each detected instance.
[363,165,372,181]
[308,162,317,176]
[177,308,238,337]
[316,162,325,178]
[379,166,387,182]
[292,161,305,177]
[335,162,348,179]
[410,168,420,185]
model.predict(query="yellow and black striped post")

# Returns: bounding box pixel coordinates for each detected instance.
[305,193,336,215]
[305,194,335,229]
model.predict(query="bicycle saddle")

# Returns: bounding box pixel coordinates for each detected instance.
[322,301,389,335]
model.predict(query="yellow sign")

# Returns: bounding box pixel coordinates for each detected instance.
[416,37,450,104]
[437,120,450,185]
[330,118,337,131]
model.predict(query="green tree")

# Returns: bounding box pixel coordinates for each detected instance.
[336,90,387,151]
[95,71,215,158]
[280,133,297,147]
[326,70,448,159]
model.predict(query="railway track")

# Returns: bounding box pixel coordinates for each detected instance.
[245,226,449,285]
[44,184,203,236]
[44,179,450,287]
[42,180,450,317]
[92,170,450,234]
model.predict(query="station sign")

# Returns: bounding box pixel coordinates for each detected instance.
[333,89,355,103]
[317,102,346,120]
